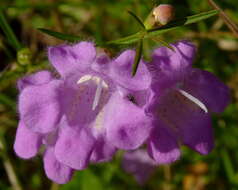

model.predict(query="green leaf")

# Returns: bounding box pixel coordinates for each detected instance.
[38,28,82,42]
[106,31,144,45]
[0,11,22,50]
[151,37,175,51]
[107,9,219,45]
[221,149,236,184]
[127,10,145,30]
[132,39,143,76]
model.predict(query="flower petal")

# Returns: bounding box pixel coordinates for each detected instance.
[48,42,96,76]
[106,92,152,150]
[17,71,53,91]
[14,121,42,159]
[122,149,156,185]
[19,80,62,133]
[109,50,151,91]
[55,127,96,170]
[90,137,117,163]
[179,113,214,155]
[151,40,196,71]
[147,89,214,154]
[148,41,196,92]
[147,123,180,164]
[183,69,230,113]
[62,77,110,129]
[43,147,73,184]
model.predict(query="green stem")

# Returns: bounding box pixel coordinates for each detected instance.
[0,132,23,190]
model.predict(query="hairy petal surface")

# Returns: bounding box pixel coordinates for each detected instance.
[17,71,53,91]
[48,42,96,76]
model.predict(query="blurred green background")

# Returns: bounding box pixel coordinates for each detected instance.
[0,0,238,189]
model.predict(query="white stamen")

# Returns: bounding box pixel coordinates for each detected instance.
[179,89,208,113]
[77,75,92,84]
[92,78,103,110]
[77,75,109,110]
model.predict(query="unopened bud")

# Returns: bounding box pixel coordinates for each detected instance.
[17,48,32,65]
[152,4,175,25]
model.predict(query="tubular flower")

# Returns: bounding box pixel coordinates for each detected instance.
[14,42,152,183]
[145,41,230,164]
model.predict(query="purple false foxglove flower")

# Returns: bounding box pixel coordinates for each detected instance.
[145,41,230,164]
[14,42,152,183]
[122,149,157,185]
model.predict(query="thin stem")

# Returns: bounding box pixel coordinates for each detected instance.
[50,183,59,190]
[0,11,22,50]
[0,133,23,190]
[208,0,238,37]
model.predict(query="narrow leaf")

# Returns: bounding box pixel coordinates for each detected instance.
[38,28,82,42]
[106,31,144,45]
[132,39,143,76]
[220,149,236,184]
[0,11,22,50]
[107,10,219,45]
[151,37,175,51]
[127,10,145,29]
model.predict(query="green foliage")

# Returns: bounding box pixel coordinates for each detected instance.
[38,28,82,42]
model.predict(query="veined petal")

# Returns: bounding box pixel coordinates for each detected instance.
[147,124,180,164]
[19,80,62,134]
[105,92,152,150]
[48,42,96,76]
[17,71,53,91]
[43,147,73,184]
[109,50,151,91]
[63,77,110,129]
[148,89,214,154]
[183,69,230,113]
[14,121,42,159]
[55,127,96,170]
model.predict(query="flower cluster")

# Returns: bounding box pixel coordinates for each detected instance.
[14,41,229,184]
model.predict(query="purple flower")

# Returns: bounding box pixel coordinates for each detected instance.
[122,149,157,185]
[14,42,152,183]
[145,41,230,164]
